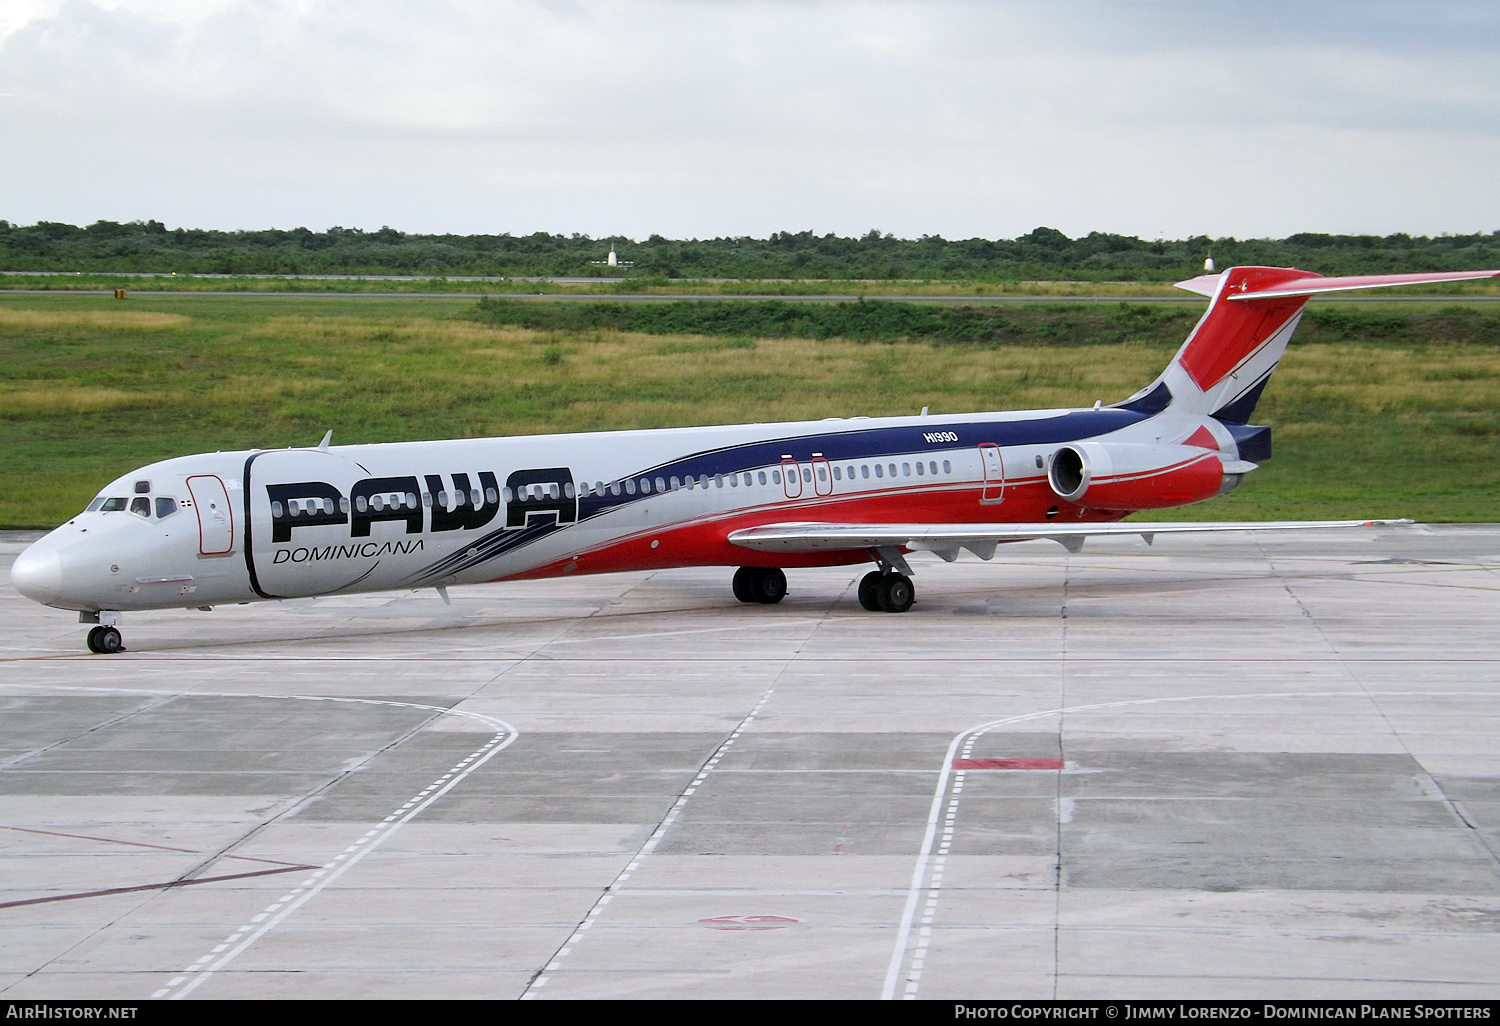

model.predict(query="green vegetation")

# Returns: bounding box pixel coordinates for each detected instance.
[5,219,1500,282]
[2,294,1499,528]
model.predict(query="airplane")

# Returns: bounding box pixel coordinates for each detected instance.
[10,265,1498,653]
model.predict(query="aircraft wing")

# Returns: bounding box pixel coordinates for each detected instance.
[727,519,1414,560]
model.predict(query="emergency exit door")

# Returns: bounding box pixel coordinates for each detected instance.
[979,444,1005,504]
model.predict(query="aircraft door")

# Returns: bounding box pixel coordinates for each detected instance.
[979,444,1005,505]
[780,459,803,499]
[811,456,833,496]
[186,475,235,554]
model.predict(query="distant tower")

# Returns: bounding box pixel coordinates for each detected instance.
[1204,256,1216,272]
[607,246,618,267]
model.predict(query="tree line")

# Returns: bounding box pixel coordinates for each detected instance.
[3,220,1498,280]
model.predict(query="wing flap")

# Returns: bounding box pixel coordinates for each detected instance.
[728,519,1413,554]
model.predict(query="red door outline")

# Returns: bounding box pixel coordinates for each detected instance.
[979,444,1005,505]
[811,456,833,496]
[185,474,235,555]
[780,459,803,499]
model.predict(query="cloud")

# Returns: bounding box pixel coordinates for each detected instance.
[1,0,1497,238]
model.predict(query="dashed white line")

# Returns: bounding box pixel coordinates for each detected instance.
[520,683,778,999]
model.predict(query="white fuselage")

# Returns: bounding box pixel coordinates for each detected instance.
[11,401,1200,615]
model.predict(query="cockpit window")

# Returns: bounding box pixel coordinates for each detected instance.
[99,497,128,512]
[130,497,151,517]
[86,498,106,512]
[156,497,178,519]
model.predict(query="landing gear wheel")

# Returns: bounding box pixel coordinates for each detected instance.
[877,573,915,613]
[732,566,757,603]
[751,567,787,604]
[858,571,883,612]
[87,626,124,654]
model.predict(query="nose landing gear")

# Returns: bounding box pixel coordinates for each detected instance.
[86,626,125,654]
[81,611,125,653]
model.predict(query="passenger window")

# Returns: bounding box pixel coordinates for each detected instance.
[889,463,897,477]
[874,465,883,478]
[715,474,724,488]
[130,496,150,517]
[771,470,781,484]
[943,460,952,473]
[861,466,870,479]
[730,474,738,487]
[156,497,178,518]
[407,492,419,508]
[487,486,500,503]
[700,474,709,488]
[757,471,766,485]
[915,462,924,476]
[100,497,128,512]
[902,463,911,476]
[816,466,827,482]
[833,467,842,481]
[356,495,368,512]
[930,461,938,475]
[652,476,664,492]
[340,496,351,513]
[271,500,284,517]
[671,476,682,490]
[626,479,637,495]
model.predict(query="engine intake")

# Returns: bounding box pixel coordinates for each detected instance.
[1047,442,1224,510]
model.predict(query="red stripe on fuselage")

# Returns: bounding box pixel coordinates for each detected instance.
[494,478,1129,581]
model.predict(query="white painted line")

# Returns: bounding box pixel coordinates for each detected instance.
[880,687,1500,1000]
[517,683,778,1000]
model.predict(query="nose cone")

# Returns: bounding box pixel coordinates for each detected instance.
[11,541,62,605]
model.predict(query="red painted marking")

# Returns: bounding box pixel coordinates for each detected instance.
[699,915,800,931]
[0,863,318,910]
[1174,266,1313,390]
[1183,426,1219,450]
[0,824,311,868]
[952,758,1064,770]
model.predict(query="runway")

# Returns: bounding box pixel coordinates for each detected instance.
[2,525,1498,999]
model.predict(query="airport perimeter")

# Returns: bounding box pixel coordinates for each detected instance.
[2,526,1498,1000]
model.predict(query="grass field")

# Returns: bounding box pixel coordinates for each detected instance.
[6,272,1500,299]
[2,293,1497,528]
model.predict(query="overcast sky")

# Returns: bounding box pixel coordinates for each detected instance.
[2,0,1497,240]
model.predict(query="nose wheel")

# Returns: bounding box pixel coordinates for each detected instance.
[86,626,124,654]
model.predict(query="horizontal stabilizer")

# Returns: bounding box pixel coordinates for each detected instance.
[728,519,1413,556]
[1176,269,1500,300]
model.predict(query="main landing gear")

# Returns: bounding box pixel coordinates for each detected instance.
[732,566,787,604]
[86,625,124,654]
[858,570,915,613]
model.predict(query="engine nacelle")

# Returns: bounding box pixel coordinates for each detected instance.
[1047,442,1225,510]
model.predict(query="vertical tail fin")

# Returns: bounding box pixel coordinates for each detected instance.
[1121,266,1500,425]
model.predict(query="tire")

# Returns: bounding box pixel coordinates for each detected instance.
[95,626,124,653]
[753,567,787,604]
[877,573,915,613]
[86,626,104,653]
[857,571,883,611]
[732,566,757,603]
